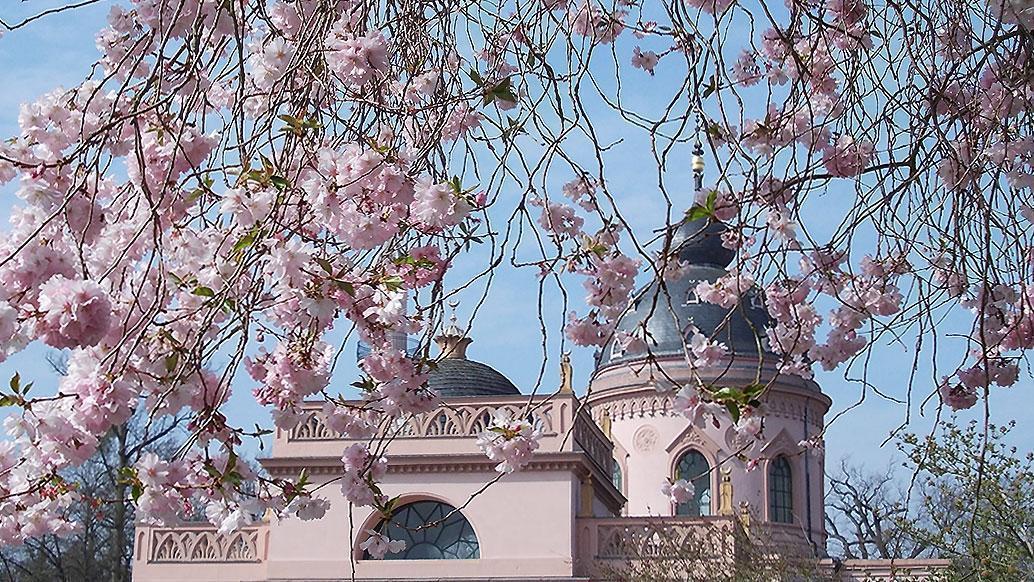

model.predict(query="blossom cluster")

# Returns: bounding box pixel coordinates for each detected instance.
[476,411,543,474]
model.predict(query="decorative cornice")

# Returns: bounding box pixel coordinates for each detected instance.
[589,388,826,428]
[264,452,587,477]
[261,451,626,514]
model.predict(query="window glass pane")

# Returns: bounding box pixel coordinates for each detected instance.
[768,457,793,523]
[611,460,623,492]
[368,501,480,560]
[675,449,712,516]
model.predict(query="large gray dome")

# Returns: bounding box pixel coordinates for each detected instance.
[596,219,774,371]
[427,357,520,398]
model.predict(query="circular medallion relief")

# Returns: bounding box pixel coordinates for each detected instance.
[633,425,659,453]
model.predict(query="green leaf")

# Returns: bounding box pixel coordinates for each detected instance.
[193,286,215,298]
[333,280,355,295]
[9,372,20,394]
[743,383,765,397]
[259,154,275,174]
[685,190,718,221]
[278,114,303,131]
[701,75,717,99]
[164,352,179,373]
[713,386,742,401]
[186,187,206,203]
[269,175,290,191]
[686,205,711,221]
[233,231,258,253]
[483,76,517,106]
[383,494,402,516]
[0,394,20,407]
[314,257,335,274]
[244,169,267,183]
[224,471,243,486]
[725,402,741,424]
[380,275,404,292]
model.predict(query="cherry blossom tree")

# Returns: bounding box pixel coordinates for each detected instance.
[0,0,1031,560]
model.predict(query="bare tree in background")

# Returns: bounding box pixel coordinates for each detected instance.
[825,461,927,561]
[826,421,1034,581]
[0,355,184,582]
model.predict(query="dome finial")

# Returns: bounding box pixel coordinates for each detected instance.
[436,300,472,359]
[692,109,705,192]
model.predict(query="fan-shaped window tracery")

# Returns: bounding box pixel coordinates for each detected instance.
[365,500,479,560]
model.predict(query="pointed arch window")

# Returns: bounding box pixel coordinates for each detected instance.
[685,286,701,305]
[611,459,623,493]
[768,456,794,524]
[674,449,712,516]
[365,501,479,560]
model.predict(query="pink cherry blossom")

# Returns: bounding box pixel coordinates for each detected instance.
[442,104,483,141]
[476,410,542,473]
[36,276,112,349]
[631,48,660,74]
[567,2,626,44]
[532,197,584,238]
[288,496,331,521]
[327,25,389,88]
[939,379,979,411]
[688,331,728,368]
[822,134,873,177]
[246,341,333,409]
[695,270,754,309]
[661,479,695,505]
[360,531,406,559]
[411,177,472,231]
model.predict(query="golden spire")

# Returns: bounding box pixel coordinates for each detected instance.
[434,301,472,359]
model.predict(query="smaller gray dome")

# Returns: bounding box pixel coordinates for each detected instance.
[427,358,520,398]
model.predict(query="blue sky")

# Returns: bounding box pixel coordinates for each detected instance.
[0,1,1029,479]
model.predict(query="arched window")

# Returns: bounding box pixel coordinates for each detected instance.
[768,456,794,524]
[366,501,479,560]
[611,459,623,492]
[674,449,712,516]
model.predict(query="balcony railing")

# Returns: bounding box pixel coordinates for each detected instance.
[136,522,268,564]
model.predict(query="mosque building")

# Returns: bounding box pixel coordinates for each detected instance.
[132,220,947,581]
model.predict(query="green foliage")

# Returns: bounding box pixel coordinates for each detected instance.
[685,190,718,221]
[898,420,1034,581]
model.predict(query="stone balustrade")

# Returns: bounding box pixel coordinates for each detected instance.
[274,395,615,479]
[136,522,268,564]
[288,399,559,442]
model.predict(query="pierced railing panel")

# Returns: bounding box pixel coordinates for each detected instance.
[148,527,262,564]
[288,401,559,441]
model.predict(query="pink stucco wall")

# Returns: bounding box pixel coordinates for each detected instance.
[262,469,581,579]
[588,355,831,551]
[132,368,951,581]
